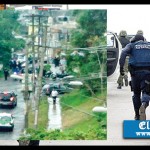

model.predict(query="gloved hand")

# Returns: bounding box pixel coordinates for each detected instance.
[120,67,125,76]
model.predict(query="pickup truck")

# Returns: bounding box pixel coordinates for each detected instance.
[107,31,122,78]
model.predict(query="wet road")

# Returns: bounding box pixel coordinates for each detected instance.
[0,77,25,140]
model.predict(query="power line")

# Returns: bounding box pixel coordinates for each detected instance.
[60,101,98,117]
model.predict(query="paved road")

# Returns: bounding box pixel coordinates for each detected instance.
[0,77,25,140]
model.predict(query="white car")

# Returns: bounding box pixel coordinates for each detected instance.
[0,113,14,131]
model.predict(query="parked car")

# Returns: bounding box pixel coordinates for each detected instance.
[0,91,17,108]
[42,83,73,96]
[0,113,14,131]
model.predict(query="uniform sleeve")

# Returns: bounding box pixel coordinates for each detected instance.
[119,43,132,68]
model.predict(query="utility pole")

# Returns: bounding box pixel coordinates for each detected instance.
[24,13,49,129]
[34,24,48,129]
[24,39,30,129]
[31,14,36,94]
[37,16,41,72]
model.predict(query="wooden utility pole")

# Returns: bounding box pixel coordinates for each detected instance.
[24,14,49,129]
[31,14,36,94]
[34,24,48,129]
[24,40,30,129]
[37,16,41,73]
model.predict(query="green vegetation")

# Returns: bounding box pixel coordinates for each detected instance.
[0,10,25,68]
[66,10,107,96]
[0,71,3,78]
[44,64,51,71]
[71,10,107,47]
[19,121,106,140]
[19,89,107,140]
[28,96,49,129]
[61,89,106,137]
[61,89,106,109]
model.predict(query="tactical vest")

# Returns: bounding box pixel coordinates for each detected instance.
[129,41,150,67]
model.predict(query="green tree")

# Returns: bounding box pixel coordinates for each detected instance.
[70,10,107,47]
[0,10,25,67]
[67,10,107,96]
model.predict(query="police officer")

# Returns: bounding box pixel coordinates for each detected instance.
[119,34,150,120]
[117,30,130,89]
[130,30,146,43]
[136,29,143,35]
[3,68,9,81]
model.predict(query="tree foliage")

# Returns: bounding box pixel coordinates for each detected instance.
[70,10,107,47]
[67,10,107,96]
[0,10,25,67]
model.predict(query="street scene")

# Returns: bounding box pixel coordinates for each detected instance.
[1,4,150,146]
[0,8,107,143]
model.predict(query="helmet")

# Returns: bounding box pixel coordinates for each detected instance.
[119,30,127,37]
[130,34,144,43]
[137,30,143,35]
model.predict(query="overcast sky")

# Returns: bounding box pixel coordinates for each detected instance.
[68,5,150,41]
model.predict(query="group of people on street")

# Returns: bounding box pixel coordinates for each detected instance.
[9,58,22,74]
[118,29,150,120]
[117,30,145,89]
[2,58,23,81]
[52,56,67,74]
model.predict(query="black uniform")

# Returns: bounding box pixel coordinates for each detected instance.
[119,34,149,120]
[119,36,130,48]
[3,68,9,80]
[117,36,130,89]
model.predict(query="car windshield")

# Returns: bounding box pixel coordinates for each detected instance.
[0,93,11,99]
[0,116,11,124]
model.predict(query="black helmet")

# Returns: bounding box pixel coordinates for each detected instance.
[119,30,127,37]
[137,30,143,35]
[130,34,144,43]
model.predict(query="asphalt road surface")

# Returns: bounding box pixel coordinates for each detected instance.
[0,77,25,140]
